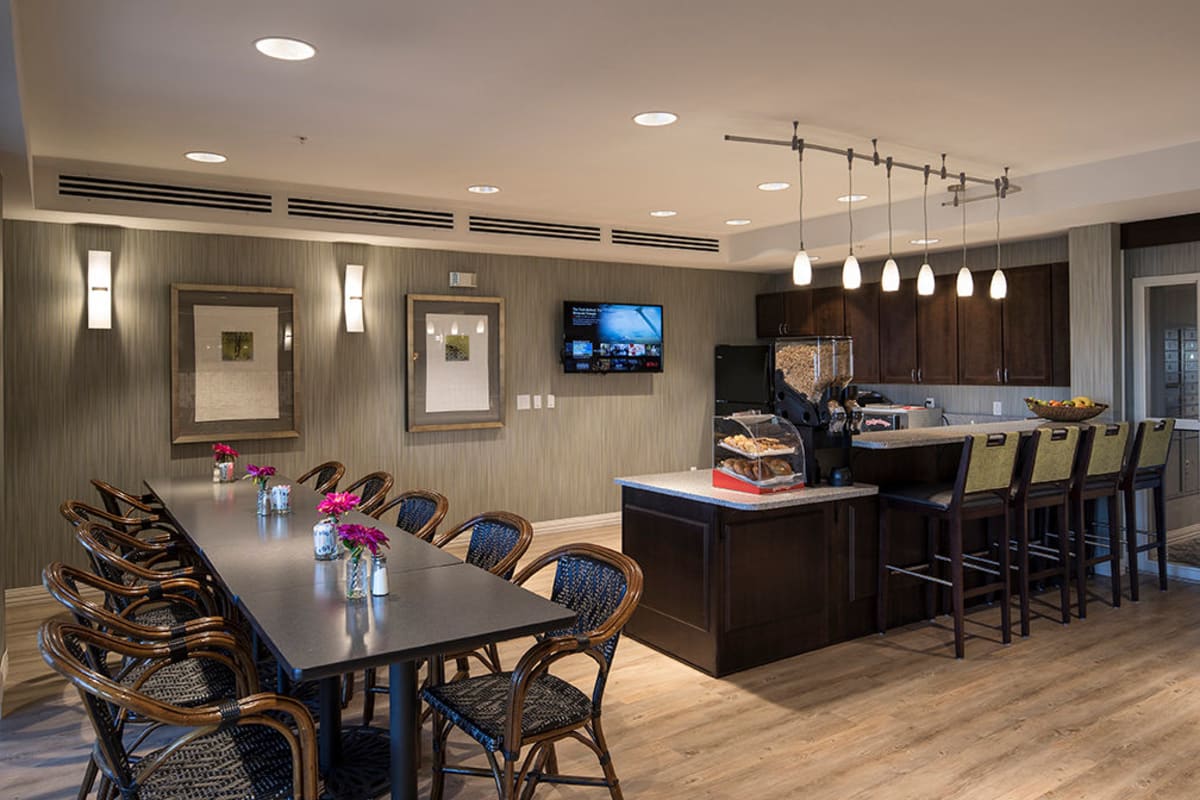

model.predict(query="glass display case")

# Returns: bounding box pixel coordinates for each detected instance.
[712,413,806,493]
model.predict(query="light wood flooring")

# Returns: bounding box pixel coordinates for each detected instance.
[4,524,1200,799]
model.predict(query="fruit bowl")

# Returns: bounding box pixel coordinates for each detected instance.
[1025,399,1109,422]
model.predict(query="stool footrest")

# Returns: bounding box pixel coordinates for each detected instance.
[884,564,954,587]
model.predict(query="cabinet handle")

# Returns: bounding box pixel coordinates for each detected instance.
[996,368,1002,383]
[910,368,916,382]
[1004,368,1009,383]
[918,368,923,383]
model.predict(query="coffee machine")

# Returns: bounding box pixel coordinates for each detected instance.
[772,336,859,485]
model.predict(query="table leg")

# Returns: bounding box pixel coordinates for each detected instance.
[318,676,343,775]
[389,660,418,800]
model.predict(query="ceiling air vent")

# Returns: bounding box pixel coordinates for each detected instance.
[58,174,272,213]
[611,229,720,253]
[287,197,454,230]
[469,215,602,242]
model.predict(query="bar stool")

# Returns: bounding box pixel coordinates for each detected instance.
[878,431,1020,659]
[1122,418,1176,601]
[1009,426,1080,637]
[1068,422,1129,618]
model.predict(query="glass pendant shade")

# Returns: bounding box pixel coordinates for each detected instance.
[792,250,813,286]
[989,268,1007,299]
[842,254,861,290]
[881,258,900,292]
[956,266,974,297]
[917,263,935,296]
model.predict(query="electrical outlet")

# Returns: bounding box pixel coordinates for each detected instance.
[533,394,542,410]
[925,397,936,408]
[992,401,1003,416]
[546,394,556,409]
[516,394,531,411]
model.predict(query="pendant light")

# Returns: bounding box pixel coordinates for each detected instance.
[955,174,974,297]
[880,156,900,292]
[989,177,1007,299]
[917,165,935,296]
[792,128,812,286]
[841,150,861,290]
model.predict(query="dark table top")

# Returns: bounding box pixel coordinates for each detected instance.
[145,475,575,681]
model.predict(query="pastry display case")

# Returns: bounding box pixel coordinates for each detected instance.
[712,413,806,493]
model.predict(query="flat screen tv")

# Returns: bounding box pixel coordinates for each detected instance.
[562,301,663,373]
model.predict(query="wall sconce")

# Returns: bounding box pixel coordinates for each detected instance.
[87,250,112,329]
[344,263,364,333]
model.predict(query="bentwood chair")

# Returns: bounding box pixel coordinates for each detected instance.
[878,431,1021,658]
[64,510,201,579]
[61,499,179,546]
[371,489,450,542]
[91,478,166,518]
[1122,418,1177,600]
[343,470,394,515]
[40,620,320,800]
[1008,426,1081,636]
[424,544,643,800]
[1068,422,1130,617]
[296,460,346,494]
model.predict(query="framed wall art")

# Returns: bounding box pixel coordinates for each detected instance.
[171,284,300,443]
[407,294,505,432]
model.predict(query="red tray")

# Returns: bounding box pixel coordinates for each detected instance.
[712,468,805,495]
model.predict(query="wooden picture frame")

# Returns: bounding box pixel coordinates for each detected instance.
[407,294,505,432]
[171,284,300,444]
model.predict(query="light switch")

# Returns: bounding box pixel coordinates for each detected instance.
[992,401,1003,416]
[533,394,543,409]
[547,394,556,409]
[516,394,531,411]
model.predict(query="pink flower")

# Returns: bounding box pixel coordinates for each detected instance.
[337,523,390,557]
[212,443,239,461]
[245,464,276,479]
[317,492,361,518]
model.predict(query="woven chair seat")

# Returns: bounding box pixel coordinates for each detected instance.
[130,603,200,628]
[122,656,238,708]
[424,671,592,753]
[129,724,296,800]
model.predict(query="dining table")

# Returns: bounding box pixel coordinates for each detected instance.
[145,474,576,800]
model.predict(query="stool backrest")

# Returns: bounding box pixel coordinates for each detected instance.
[1133,418,1175,470]
[961,432,1020,496]
[1085,422,1129,478]
[1028,426,1081,486]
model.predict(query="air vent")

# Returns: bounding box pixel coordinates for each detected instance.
[58,174,272,213]
[287,197,454,230]
[469,215,601,242]
[611,229,720,253]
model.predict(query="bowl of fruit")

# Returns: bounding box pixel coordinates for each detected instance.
[1025,396,1108,422]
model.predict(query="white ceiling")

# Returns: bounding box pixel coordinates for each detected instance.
[4,0,1200,270]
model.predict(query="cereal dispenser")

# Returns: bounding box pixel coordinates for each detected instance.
[773,336,857,484]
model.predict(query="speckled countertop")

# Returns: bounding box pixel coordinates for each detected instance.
[852,419,1048,450]
[615,469,877,510]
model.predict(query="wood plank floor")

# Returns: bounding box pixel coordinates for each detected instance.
[4,524,1200,799]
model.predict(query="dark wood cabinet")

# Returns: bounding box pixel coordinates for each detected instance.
[810,287,845,335]
[957,278,1005,385]
[1003,265,1055,385]
[756,292,787,339]
[879,279,919,383]
[844,283,881,384]
[916,274,958,384]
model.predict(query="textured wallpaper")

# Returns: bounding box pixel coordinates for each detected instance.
[2,220,770,588]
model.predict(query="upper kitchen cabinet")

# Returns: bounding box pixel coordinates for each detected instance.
[844,283,881,384]
[1002,264,1056,385]
[916,274,959,384]
[810,287,846,336]
[878,279,919,383]
[756,290,814,338]
[957,275,1006,385]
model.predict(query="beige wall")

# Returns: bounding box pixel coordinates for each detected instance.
[1068,224,1123,418]
[2,220,770,588]
[1,175,6,702]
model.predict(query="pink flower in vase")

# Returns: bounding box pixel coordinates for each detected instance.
[245,464,276,490]
[318,492,361,520]
[337,523,390,559]
[212,443,239,463]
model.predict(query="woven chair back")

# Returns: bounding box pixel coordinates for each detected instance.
[962,432,1020,495]
[1029,426,1081,486]
[1135,418,1176,470]
[1086,422,1129,477]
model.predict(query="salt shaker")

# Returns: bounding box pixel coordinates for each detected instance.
[371,554,389,596]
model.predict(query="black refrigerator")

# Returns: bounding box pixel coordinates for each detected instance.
[714,345,773,416]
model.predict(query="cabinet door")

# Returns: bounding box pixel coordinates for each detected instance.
[916,274,959,384]
[1003,265,1054,385]
[879,279,919,383]
[957,275,1004,385]
[784,290,814,336]
[810,287,845,335]
[844,283,881,384]
[1051,262,1071,386]
[756,293,787,339]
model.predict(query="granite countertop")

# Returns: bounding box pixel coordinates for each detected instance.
[615,469,877,510]
[852,418,1048,450]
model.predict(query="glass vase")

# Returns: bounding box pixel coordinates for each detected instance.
[256,487,270,516]
[217,460,236,482]
[313,517,338,561]
[345,553,369,601]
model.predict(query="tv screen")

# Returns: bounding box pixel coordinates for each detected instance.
[562,301,663,373]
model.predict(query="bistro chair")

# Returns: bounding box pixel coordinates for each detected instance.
[91,478,166,518]
[39,620,320,800]
[1122,418,1177,600]
[65,512,202,580]
[877,431,1020,658]
[296,460,346,494]
[1008,426,1081,636]
[61,498,178,546]
[343,470,394,515]
[370,488,449,543]
[424,543,643,800]
[1068,422,1130,617]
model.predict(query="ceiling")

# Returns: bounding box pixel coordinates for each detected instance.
[4,0,1200,271]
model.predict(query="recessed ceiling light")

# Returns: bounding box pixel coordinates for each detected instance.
[809,256,821,263]
[467,185,501,194]
[757,181,791,192]
[254,37,316,61]
[837,194,869,203]
[649,210,677,218]
[633,111,678,127]
[184,151,227,163]
[910,238,940,245]
[725,219,752,226]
